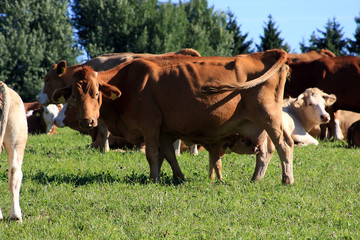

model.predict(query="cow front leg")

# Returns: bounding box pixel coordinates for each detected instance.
[98,120,110,152]
[251,137,275,182]
[173,139,181,156]
[7,150,24,222]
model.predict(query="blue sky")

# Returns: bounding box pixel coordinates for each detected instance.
[206,0,359,52]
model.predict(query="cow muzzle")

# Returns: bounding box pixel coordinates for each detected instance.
[320,114,330,123]
[79,118,98,129]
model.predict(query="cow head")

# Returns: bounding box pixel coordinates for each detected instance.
[294,88,336,124]
[42,104,62,133]
[52,66,121,130]
[38,60,75,105]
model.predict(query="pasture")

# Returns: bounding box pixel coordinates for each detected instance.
[0,127,359,239]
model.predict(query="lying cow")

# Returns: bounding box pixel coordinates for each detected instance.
[282,88,336,146]
[39,49,201,152]
[309,110,360,141]
[0,81,28,222]
[53,49,294,184]
[285,55,360,140]
[26,103,61,135]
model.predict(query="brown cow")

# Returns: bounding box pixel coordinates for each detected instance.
[0,81,28,222]
[285,56,360,140]
[287,49,335,63]
[37,49,201,105]
[38,49,201,152]
[53,49,294,184]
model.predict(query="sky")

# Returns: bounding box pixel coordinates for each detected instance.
[206,0,359,52]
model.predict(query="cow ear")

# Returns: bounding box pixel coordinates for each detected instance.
[323,93,336,106]
[56,60,67,75]
[52,85,72,104]
[99,82,122,100]
[294,93,305,107]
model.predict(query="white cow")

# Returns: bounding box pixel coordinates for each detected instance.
[0,81,28,222]
[282,88,336,146]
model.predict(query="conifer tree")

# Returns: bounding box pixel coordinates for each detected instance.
[348,12,360,56]
[226,11,253,54]
[0,0,79,101]
[300,17,348,56]
[256,15,290,52]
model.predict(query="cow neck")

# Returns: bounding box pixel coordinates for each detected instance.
[96,60,133,84]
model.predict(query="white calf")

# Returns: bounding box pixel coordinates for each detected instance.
[42,104,62,133]
[0,81,28,222]
[282,88,336,146]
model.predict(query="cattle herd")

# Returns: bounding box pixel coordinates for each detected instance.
[1,48,360,222]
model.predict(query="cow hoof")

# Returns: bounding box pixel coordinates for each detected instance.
[9,216,23,223]
[282,176,294,185]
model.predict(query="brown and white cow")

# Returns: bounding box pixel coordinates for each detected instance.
[286,56,360,140]
[282,88,336,146]
[53,49,294,184]
[25,102,61,135]
[0,81,28,222]
[310,110,360,141]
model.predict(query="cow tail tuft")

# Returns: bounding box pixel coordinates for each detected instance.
[0,81,10,154]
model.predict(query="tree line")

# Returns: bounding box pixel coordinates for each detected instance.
[1,0,360,101]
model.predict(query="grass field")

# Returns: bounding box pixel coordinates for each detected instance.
[0,127,359,239]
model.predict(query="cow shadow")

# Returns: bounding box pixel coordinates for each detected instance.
[29,170,183,187]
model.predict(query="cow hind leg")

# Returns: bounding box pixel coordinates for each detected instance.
[160,135,185,181]
[206,145,224,180]
[266,127,294,184]
[7,148,24,222]
[251,137,275,182]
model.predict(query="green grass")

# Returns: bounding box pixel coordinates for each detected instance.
[0,128,359,239]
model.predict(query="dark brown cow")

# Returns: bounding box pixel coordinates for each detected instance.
[53,49,294,184]
[286,56,360,139]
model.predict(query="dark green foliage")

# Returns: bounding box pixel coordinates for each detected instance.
[256,15,290,52]
[0,0,80,101]
[226,11,253,54]
[347,12,360,56]
[300,17,348,56]
[71,0,235,57]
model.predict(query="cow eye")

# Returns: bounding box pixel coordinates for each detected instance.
[95,92,99,99]
[308,103,314,106]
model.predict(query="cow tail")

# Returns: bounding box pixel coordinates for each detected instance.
[0,81,10,154]
[201,49,288,94]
